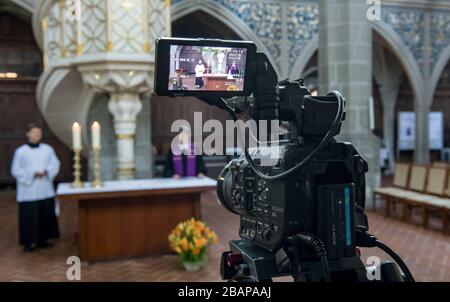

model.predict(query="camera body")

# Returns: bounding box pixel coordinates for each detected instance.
[154,37,408,282]
[217,79,369,261]
[218,140,369,259]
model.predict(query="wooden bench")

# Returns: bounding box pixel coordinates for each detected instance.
[374,163,450,234]
[373,162,411,216]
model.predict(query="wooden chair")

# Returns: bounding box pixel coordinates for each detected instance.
[432,162,448,169]
[405,166,446,228]
[426,167,447,195]
[373,163,410,213]
[374,163,450,234]
[408,165,428,192]
[402,166,449,233]
[374,164,428,219]
[443,173,450,233]
[421,167,450,233]
[394,165,428,221]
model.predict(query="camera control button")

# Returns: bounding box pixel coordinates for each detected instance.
[262,228,271,240]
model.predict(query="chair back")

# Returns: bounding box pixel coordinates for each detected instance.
[445,170,450,197]
[408,165,427,192]
[393,163,410,188]
[425,167,447,196]
[432,162,448,169]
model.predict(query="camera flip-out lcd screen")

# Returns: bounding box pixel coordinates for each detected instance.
[169,45,247,92]
[154,38,256,97]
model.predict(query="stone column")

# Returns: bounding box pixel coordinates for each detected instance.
[414,100,431,164]
[79,68,152,180]
[108,93,143,179]
[413,12,432,165]
[318,0,380,207]
[380,87,399,173]
[373,45,403,174]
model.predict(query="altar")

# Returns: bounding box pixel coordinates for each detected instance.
[203,74,236,90]
[56,177,217,262]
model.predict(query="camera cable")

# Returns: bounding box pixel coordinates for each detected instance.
[356,231,415,282]
[286,233,331,282]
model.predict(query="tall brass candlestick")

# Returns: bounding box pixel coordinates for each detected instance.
[72,148,84,188]
[92,148,103,188]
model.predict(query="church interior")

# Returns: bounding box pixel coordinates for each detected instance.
[1,0,450,283]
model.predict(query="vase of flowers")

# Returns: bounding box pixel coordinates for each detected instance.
[168,218,218,272]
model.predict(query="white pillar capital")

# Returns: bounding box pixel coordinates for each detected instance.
[108,92,143,135]
[78,68,151,179]
[79,68,152,94]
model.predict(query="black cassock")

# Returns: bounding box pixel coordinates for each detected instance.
[11,142,61,249]
[18,198,60,247]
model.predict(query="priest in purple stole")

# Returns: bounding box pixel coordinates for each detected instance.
[163,126,207,178]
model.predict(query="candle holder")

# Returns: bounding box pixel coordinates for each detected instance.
[92,147,103,188]
[72,148,84,188]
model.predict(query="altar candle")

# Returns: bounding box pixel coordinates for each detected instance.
[92,121,101,149]
[72,122,82,150]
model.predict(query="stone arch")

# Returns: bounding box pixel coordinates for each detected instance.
[289,36,318,79]
[4,0,34,14]
[430,45,450,95]
[171,0,281,77]
[371,21,423,104]
[289,21,424,103]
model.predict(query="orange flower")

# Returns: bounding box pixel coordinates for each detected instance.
[180,238,189,252]
[168,218,218,256]
[194,238,206,248]
[194,227,202,237]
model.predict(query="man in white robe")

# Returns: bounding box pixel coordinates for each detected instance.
[11,124,61,252]
[194,60,205,88]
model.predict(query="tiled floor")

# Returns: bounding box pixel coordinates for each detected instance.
[0,190,449,282]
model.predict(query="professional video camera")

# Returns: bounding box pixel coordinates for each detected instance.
[154,37,415,282]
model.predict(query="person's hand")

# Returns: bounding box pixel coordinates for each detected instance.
[197,173,205,178]
[34,171,47,178]
[173,174,181,179]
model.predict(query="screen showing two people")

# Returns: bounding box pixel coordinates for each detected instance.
[169,45,248,92]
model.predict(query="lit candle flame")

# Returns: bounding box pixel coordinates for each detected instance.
[72,122,82,150]
[91,121,101,149]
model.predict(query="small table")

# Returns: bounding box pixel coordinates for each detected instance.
[203,74,236,90]
[56,177,217,262]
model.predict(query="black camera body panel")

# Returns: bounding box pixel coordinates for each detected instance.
[218,140,368,260]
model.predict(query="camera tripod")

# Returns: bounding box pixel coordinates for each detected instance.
[220,240,406,282]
